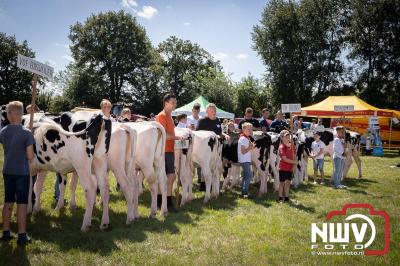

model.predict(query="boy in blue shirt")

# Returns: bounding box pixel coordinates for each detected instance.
[0,101,35,245]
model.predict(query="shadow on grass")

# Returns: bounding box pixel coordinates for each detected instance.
[0,242,30,266]
[3,187,240,256]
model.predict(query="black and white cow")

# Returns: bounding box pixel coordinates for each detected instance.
[39,111,139,226]
[29,114,111,232]
[296,128,362,185]
[222,132,274,196]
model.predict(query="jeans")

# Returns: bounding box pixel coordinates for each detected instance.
[54,173,61,199]
[333,157,345,187]
[241,162,252,195]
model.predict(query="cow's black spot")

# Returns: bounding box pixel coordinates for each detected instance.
[183,148,188,155]
[72,120,88,132]
[86,147,92,157]
[59,113,72,131]
[51,145,57,154]
[38,150,42,155]
[321,131,333,146]
[45,156,50,162]
[63,179,67,186]
[37,156,45,164]
[58,174,63,184]
[208,137,216,151]
[42,143,47,152]
[45,129,61,143]
[104,119,112,153]
[56,141,65,150]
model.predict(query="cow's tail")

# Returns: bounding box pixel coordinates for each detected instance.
[148,121,166,170]
[119,124,137,178]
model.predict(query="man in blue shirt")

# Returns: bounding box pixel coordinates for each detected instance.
[259,108,270,132]
[0,101,35,245]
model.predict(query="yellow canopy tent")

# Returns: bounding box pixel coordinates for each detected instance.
[293,96,400,148]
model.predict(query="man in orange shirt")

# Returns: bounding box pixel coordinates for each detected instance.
[156,94,183,212]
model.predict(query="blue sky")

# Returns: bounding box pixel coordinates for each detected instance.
[0,0,266,82]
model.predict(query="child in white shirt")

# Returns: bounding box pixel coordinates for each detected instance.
[237,123,254,198]
[176,113,188,129]
[310,132,325,184]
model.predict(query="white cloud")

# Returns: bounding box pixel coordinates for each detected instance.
[137,6,158,19]
[62,55,73,61]
[183,22,191,26]
[236,53,248,60]
[121,0,138,9]
[213,52,229,61]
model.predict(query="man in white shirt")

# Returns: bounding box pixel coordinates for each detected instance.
[187,103,202,130]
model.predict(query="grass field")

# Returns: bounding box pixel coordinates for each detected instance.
[0,147,399,266]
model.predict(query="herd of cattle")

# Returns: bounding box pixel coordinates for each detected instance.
[0,106,362,232]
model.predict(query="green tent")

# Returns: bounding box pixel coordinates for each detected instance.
[172,96,235,119]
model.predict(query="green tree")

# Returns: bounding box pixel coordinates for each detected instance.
[69,11,155,103]
[157,36,221,105]
[347,0,400,109]
[0,32,36,106]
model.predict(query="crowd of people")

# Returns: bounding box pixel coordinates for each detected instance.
[0,94,351,245]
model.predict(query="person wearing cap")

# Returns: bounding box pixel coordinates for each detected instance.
[238,107,260,131]
[277,130,296,202]
[314,118,325,132]
[310,131,326,184]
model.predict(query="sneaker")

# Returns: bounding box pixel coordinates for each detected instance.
[276,197,283,203]
[17,233,31,245]
[337,185,347,189]
[241,194,249,199]
[320,180,325,185]
[312,181,317,184]
[1,231,14,242]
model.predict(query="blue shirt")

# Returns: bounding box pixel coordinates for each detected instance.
[0,124,35,175]
[270,119,289,133]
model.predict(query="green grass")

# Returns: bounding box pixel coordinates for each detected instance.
[0,147,399,265]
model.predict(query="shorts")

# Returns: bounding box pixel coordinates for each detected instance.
[313,159,324,172]
[165,152,175,175]
[3,173,30,204]
[279,170,293,182]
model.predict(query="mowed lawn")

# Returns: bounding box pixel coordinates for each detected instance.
[0,146,399,266]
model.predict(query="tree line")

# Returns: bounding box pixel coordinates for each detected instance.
[0,1,399,117]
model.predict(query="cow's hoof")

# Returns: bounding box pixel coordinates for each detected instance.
[32,207,41,215]
[100,223,112,231]
[203,198,210,204]
[358,176,362,179]
[126,217,135,224]
[69,204,77,210]
[81,224,91,232]
[148,213,157,219]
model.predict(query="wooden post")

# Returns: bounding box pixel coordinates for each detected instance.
[389,116,393,150]
[29,74,38,130]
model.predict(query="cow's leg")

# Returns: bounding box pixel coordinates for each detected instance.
[149,179,158,218]
[32,172,46,214]
[69,171,78,209]
[353,151,362,178]
[113,168,135,224]
[202,166,212,203]
[94,159,111,231]
[78,170,97,232]
[211,169,220,199]
[222,166,231,191]
[55,173,67,210]
[342,155,353,180]
[258,166,268,197]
